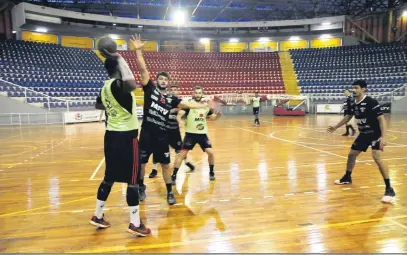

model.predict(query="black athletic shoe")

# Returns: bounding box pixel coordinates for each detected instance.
[209,172,215,181]
[342,133,349,136]
[351,130,356,137]
[149,169,158,178]
[334,175,352,185]
[139,184,146,201]
[171,175,176,186]
[167,191,176,205]
[382,187,396,203]
[185,162,195,172]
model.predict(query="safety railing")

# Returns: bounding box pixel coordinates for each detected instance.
[0,112,65,126]
[0,79,97,112]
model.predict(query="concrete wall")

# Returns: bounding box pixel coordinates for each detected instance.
[342,36,360,46]
[0,95,48,113]
[392,97,407,114]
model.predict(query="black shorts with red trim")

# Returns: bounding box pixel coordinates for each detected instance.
[104,130,140,184]
[182,132,212,152]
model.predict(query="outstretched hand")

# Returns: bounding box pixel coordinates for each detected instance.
[130,34,146,50]
[327,126,336,133]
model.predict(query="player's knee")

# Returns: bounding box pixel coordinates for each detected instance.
[206,149,214,157]
[126,184,139,206]
[161,163,171,172]
[102,179,114,187]
[347,152,358,161]
[372,152,382,163]
[178,150,188,158]
[97,179,114,201]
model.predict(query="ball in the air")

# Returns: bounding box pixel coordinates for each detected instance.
[97,36,117,57]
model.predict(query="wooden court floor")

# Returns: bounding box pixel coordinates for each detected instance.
[1,114,407,253]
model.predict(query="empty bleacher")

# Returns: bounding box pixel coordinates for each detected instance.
[0,40,107,109]
[0,40,285,110]
[291,42,407,102]
[120,51,285,95]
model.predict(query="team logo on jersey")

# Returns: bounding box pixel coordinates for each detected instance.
[160,98,166,104]
[199,113,204,117]
[360,107,366,113]
[164,152,170,158]
[196,124,204,130]
[151,102,169,115]
[356,118,367,124]
[167,98,172,104]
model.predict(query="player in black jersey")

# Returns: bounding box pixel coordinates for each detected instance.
[341,89,356,137]
[327,80,395,203]
[132,35,208,205]
[148,85,195,179]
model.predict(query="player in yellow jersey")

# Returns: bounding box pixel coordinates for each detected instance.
[91,47,150,236]
[171,86,222,184]
[251,91,261,126]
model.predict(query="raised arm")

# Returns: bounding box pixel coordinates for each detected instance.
[131,34,149,86]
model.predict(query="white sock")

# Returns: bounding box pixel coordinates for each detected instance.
[152,163,158,170]
[130,205,140,227]
[95,199,105,219]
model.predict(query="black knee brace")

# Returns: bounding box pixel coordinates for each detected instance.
[97,179,114,201]
[126,184,140,206]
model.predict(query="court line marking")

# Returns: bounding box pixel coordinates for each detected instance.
[0,135,20,141]
[215,157,407,174]
[237,126,407,161]
[235,126,347,159]
[261,121,407,147]
[89,157,105,180]
[388,129,407,134]
[0,145,38,157]
[0,138,68,170]
[271,128,407,150]
[386,218,407,230]
[0,179,157,218]
[0,159,101,167]
[72,213,407,253]
[3,181,402,218]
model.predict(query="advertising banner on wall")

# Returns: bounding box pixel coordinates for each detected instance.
[316,104,342,114]
[64,108,143,124]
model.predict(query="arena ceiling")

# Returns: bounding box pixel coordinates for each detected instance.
[9,0,407,22]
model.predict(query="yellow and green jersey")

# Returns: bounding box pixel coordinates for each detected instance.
[184,107,213,134]
[252,97,261,108]
[101,79,139,131]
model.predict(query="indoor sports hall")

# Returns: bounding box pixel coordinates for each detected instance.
[1,0,407,253]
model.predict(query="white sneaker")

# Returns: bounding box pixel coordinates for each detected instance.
[381,187,396,204]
